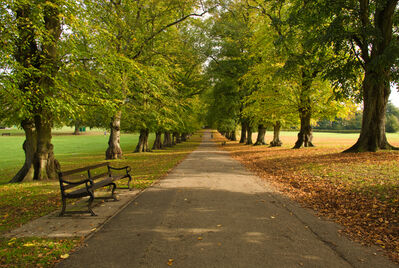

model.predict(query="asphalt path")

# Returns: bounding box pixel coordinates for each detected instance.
[58,131,398,268]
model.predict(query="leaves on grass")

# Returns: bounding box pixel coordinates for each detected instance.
[219,133,399,263]
[167,258,174,266]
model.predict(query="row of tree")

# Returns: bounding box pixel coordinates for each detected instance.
[204,0,399,151]
[0,0,214,182]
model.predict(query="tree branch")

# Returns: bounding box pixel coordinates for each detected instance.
[132,10,211,60]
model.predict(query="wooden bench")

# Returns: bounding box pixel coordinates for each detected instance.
[1,133,10,136]
[58,162,132,216]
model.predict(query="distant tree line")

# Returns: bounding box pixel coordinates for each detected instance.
[315,103,399,133]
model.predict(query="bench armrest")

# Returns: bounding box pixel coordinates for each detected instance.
[60,178,92,186]
[108,165,131,173]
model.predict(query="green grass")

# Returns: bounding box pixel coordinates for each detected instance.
[0,133,155,184]
[0,237,81,267]
[0,131,201,267]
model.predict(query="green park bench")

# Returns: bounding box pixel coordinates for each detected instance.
[58,162,132,216]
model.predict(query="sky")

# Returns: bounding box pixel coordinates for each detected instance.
[390,85,399,107]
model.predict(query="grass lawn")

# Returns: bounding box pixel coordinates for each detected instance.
[218,131,399,263]
[0,130,201,267]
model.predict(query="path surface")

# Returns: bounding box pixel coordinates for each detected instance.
[58,131,398,268]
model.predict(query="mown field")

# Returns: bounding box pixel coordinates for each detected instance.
[0,129,201,267]
[217,131,399,263]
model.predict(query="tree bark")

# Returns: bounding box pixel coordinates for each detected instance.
[105,111,123,159]
[293,107,314,148]
[293,69,315,149]
[33,115,55,180]
[135,129,150,153]
[246,127,253,145]
[240,122,247,143]
[152,132,163,150]
[254,124,267,145]
[345,72,393,152]
[9,119,36,183]
[73,123,80,135]
[163,132,172,147]
[270,121,283,147]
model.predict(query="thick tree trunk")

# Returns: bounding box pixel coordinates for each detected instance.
[33,115,55,180]
[270,121,283,147]
[106,112,123,159]
[254,125,267,146]
[9,119,36,183]
[152,132,163,150]
[294,69,315,149]
[246,127,253,145]
[345,72,393,152]
[163,132,172,147]
[135,129,150,153]
[293,108,314,149]
[240,122,247,143]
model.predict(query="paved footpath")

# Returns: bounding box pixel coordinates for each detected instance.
[58,131,398,268]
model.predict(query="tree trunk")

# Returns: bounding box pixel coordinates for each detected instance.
[270,121,283,147]
[33,115,55,180]
[174,132,182,144]
[343,0,398,152]
[106,112,123,159]
[254,125,267,145]
[73,126,80,135]
[152,132,163,150]
[345,73,393,152]
[230,131,237,141]
[135,129,150,153]
[9,119,36,183]
[181,133,187,142]
[163,132,172,147]
[246,127,253,145]
[240,122,247,143]
[294,69,315,149]
[293,107,314,148]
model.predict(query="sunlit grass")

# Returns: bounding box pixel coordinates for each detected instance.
[0,132,201,267]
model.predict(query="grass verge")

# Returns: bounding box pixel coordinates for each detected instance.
[217,131,399,263]
[0,133,201,267]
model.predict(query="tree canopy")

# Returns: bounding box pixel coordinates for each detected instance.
[1,0,399,182]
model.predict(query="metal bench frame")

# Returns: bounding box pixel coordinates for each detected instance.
[58,162,132,216]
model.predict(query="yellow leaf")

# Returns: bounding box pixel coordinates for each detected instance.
[167,258,174,266]
[60,254,69,259]
[23,243,35,247]
[197,237,203,240]
[217,224,222,227]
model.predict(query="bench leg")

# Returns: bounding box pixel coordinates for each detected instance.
[88,194,96,216]
[110,183,118,201]
[59,197,67,217]
[127,174,132,191]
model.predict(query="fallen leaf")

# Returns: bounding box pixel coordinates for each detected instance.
[60,254,69,259]
[167,258,174,266]
[197,237,203,240]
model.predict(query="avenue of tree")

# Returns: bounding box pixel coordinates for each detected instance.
[1,0,399,182]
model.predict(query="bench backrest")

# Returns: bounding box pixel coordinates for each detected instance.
[58,162,111,190]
